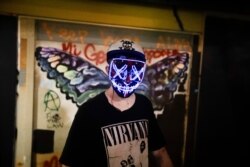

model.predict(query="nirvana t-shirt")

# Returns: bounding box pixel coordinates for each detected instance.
[59,92,166,167]
[102,119,148,166]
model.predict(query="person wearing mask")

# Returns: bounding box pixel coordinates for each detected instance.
[59,39,174,167]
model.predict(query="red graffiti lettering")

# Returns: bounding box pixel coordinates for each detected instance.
[42,22,54,40]
[58,28,88,43]
[144,49,179,63]
[62,42,81,56]
[43,155,62,167]
[58,29,78,42]
[84,43,106,65]
[61,42,179,66]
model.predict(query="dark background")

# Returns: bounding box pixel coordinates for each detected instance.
[0,15,18,167]
[195,16,249,167]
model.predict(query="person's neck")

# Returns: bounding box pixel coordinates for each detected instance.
[105,87,135,111]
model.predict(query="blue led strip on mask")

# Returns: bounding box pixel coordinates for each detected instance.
[108,58,146,98]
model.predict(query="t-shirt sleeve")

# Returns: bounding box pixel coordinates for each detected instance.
[59,105,90,166]
[146,98,166,152]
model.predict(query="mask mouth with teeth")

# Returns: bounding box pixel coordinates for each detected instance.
[108,57,146,98]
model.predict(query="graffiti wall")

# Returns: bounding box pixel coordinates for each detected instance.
[33,19,194,167]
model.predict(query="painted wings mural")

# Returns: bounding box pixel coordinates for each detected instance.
[35,46,189,111]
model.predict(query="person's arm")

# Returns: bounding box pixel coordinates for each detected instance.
[152,146,174,167]
[61,165,70,167]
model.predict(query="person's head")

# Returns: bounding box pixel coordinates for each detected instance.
[107,39,146,98]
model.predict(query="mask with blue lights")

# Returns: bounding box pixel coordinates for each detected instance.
[108,57,146,98]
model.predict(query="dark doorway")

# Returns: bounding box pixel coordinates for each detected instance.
[196,16,250,167]
[0,15,18,167]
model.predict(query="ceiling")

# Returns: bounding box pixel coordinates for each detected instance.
[104,0,250,15]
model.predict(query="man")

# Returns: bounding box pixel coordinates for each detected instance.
[59,39,174,167]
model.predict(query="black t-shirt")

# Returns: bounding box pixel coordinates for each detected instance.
[59,92,166,167]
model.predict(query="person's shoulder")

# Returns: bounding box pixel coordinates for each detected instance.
[135,93,154,112]
[76,91,105,116]
[135,93,151,103]
[78,92,105,109]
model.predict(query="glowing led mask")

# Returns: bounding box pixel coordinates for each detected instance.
[109,58,146,98]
